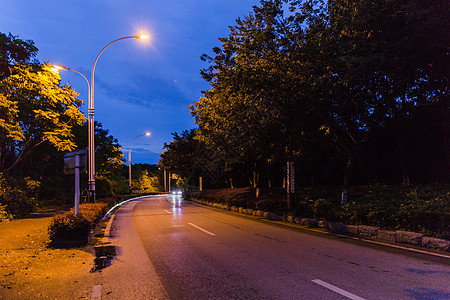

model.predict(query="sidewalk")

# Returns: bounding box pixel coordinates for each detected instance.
[0,208,101,299]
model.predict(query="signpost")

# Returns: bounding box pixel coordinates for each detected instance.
[64,149,87,215]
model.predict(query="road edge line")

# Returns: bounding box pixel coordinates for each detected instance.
[104,214,115,237]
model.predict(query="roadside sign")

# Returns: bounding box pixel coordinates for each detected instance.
[64,149,87,175]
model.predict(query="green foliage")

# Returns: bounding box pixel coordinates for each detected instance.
[0,31,86,209]
[110,174,129,195]
[71,203,108,226]
[48,212,91,244]
[96,176,113,199]
[186,0,449,196]
[48,203,109,245]
[0,173,37,217]
[132,169,163,192]
[0,62,85,173]
[195,184,449,238]
[0,32,37,79]
[0,204,12,222]
[159,130,201,182]
[297,185,450,238]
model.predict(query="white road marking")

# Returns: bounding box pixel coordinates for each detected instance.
[104,214,115,237]
[188,223,216,236]
[164,209,172,214]
[91,284,102,300]
[312,279,366,300]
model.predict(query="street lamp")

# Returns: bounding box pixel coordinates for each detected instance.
[89,34,149,200]
[129,132,151,192]
[52,65,91,97]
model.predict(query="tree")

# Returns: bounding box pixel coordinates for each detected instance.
[0,32,85,175]
[191,0,327,189]
[291,0,449,197]
[0,32,38,80]
[191,0,448,203]
[160,130,200,182]
[72,121,125,178]
[131,169,163,192]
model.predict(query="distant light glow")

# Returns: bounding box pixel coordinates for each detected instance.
[145,132,151,136]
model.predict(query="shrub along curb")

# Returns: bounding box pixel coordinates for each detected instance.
[189,198,450,252]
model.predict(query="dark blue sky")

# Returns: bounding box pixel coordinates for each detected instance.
[0,0,258,164]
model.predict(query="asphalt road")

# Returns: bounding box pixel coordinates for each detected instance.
[100,195,450,299]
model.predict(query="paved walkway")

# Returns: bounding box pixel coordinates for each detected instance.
[0,209,101,299]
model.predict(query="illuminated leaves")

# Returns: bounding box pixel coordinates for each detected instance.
[0,57,85,171]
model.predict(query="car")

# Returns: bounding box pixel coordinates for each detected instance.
[171,189,183,195]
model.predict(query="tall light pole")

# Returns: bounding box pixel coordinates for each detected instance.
[52,65,90,211]
[89,34,149,200]
[129,132,151,192]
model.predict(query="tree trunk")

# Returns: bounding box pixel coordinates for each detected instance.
[341,154,354,205]
[398,139,410,186]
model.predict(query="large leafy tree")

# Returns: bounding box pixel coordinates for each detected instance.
[72,121,125,177]
[0,33,85,174]
[191,0,326,188]
[292,0,449,199]
[191,0,448,202]
[0,33,37,80]
[160,129,200,182]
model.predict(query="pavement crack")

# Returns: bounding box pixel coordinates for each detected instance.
[254,233,286,243]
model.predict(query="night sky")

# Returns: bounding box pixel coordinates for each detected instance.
[0,0,257,164]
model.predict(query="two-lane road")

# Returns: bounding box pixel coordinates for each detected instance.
[99,195,450,299]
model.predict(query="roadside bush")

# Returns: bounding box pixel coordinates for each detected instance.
[48,212,91,244]
[71,203,108,225]
[96,176,113,198]
[0,204,12,222]
[336,185,449,238]
[48,202,109,245]
[192,184,449,238]
[0,174,37,218]
[110,175,129,195]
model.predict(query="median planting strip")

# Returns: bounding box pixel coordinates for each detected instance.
[189,198,450,258]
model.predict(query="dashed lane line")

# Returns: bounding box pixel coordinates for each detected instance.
[164,209,172,214]
[91,285,102,300]
[188,222,216,236]
[312,279,366,300]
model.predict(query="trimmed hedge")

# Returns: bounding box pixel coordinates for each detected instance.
[70,202,109,225]
[48,212,91,244]
[48,202,109,246]
[191,184,450,239]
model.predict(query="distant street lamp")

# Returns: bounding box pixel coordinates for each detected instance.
[129,132,151,192]
[89,34,149,200]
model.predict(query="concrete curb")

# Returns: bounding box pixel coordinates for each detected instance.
[189,198,450,256]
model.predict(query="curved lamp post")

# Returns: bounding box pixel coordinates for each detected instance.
[129,132,151,191]
[52,65,90,213]
[89,34,149,200]
[52,65,91,93]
